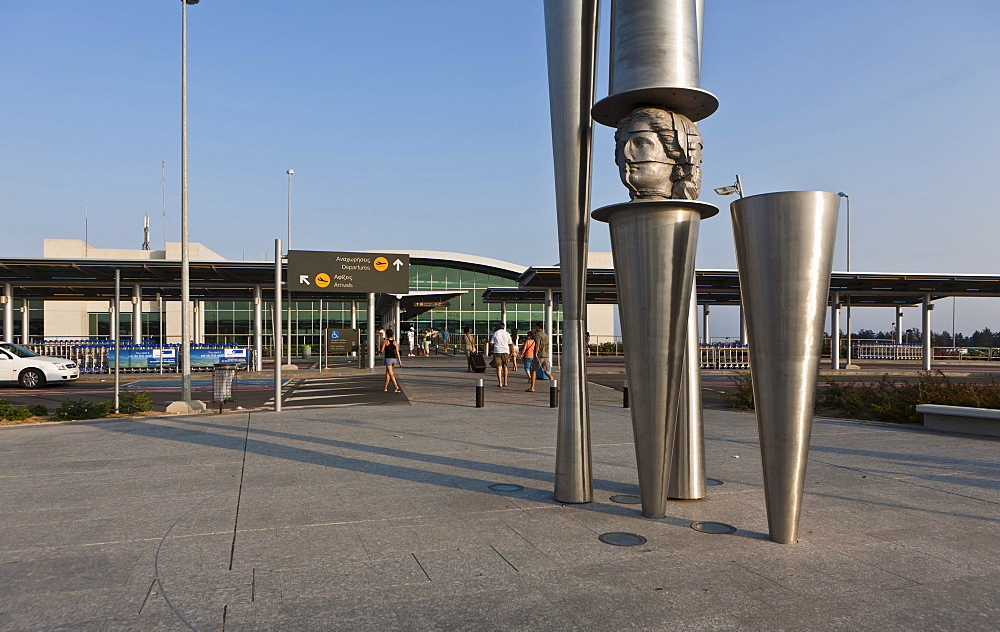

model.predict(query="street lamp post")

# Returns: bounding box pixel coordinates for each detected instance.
[180,0,199,402]
[286,169,294,364]
[838,192,851,368]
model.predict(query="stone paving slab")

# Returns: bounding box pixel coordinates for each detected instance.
[0,360,998,630]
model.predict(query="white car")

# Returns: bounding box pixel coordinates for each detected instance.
[0,343,80,388]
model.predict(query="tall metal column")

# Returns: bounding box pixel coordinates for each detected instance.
[545,0,599,505]
[544,288,553,345]
[253,285,263,372]
[669,285,706,500]
[895,306,904,344]
[739,305,747,344]
[922,294,933,371]
[500,301,507,329]
[831,292,841,369]
[274,239,283,411]
[20,299,30,344]
[180,0,194,402]
[132,284,142,344]
[732,191,840,544]
[367,292,376,370]
[702,305,711,344]
[3,283,13,343]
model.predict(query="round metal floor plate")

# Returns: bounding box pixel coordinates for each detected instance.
[690,521,737,534]
[598,532,647,547]
[488,483,524,493]
[609,495,642,505]
[706,478,724,486]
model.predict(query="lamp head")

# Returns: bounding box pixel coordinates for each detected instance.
[286,169,294,176]
[837,192,848,198]
[714,185,739,196]
[184,0,200,5]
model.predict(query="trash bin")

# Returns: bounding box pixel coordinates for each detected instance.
[302,345,312,359]
[212,363,238,409]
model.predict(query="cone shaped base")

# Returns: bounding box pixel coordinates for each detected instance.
[595,200,713,519]
[731,191,840,544]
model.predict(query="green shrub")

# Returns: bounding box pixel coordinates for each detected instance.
[722,370,1000,424]
[721,372,755,410]
[119,391,153,414]
[52,399,114,421]
[0,399,36,421]
[29,405,47,417]
[819,371,1000,424]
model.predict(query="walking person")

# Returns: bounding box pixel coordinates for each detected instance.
[421,329,431,356]
[380,328,402,392]
[441,327,450,354]
[533,322,554,382]
[509,329,519,372]
[463,326,477,372]
[406,326,416,357]
[489,323,513,387]
[521,331,538,391]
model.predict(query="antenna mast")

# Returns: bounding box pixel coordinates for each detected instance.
[143,214,151,250]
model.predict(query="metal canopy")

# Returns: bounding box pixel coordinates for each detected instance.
[375,291,466,318]
[510,267,1000,307]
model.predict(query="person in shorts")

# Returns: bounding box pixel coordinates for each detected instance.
[533,322,554,382]
[521,331,538,391]
[379,329,402,393]
[489,323,513,387]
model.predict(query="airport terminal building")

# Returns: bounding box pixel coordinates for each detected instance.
[2,239,614,350]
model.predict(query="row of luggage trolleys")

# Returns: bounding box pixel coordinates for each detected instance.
[24,341,250,374]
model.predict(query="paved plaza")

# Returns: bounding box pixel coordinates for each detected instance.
[1,358,998,630]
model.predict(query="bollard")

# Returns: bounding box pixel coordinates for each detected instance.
[623,379,630,408]
[476,378,485,408]
[549,379,559,408]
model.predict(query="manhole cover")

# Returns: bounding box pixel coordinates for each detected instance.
[690,521,737,534]
[488,483,524,493]
[706,478,724,486]
[609,495,642,504]
[598,532,647,546]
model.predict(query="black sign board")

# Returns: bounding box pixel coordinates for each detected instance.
[326,329,360,355]
[288,250,410,294]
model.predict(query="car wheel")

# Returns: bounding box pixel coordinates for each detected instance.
[19,368,46,389]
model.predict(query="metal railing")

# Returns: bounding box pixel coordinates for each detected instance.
[24,340,251,374]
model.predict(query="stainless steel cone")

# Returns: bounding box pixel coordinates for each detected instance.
[594,200,715,518]
[544,0,599,504]
[730,191,840,544]
[669,286,706,500]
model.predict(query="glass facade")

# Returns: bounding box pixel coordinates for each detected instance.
[195,260,556,349]
[61,258,560,351]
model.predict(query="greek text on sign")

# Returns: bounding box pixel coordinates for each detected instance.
[288,251,410,294]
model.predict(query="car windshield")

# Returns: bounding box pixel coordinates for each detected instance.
[0,343,38,358]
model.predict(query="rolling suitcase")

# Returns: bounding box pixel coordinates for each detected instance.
[470,352,487,373]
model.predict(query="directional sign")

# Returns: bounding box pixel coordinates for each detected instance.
[288,250,410,294]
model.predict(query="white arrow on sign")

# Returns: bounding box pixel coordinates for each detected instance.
[392,259,403,271]
[299,275,310,285]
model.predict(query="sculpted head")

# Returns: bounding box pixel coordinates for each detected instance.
[615,107,703,201]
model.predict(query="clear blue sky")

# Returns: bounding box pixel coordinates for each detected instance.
[4,1,999,338]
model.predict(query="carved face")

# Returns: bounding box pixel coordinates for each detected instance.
[614,107,702,201]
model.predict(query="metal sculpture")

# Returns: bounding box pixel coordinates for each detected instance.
[544,0,599,504]
[731,191,840,543]
[544,0,837,541]
[590,0,718,519]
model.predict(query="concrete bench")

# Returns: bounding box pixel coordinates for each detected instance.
[916,404,1000,437]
